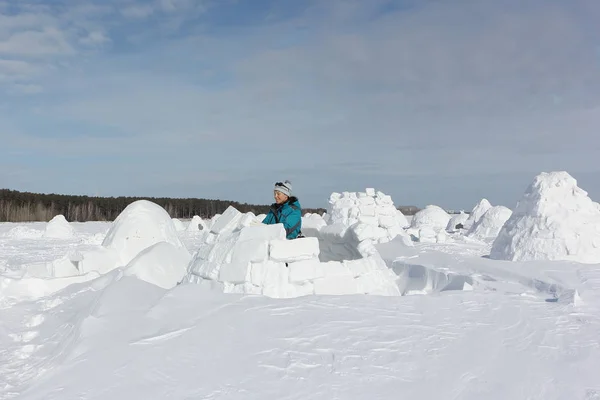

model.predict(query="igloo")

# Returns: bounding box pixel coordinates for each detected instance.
[184,205,402,298]
[490,171,600,263]
[466,206,512,240]
[44,215,75,239]
[463,199,492,230]
[311,189,412,261]
[446,212,469,232]
[101,200,189,266]
[410,205,451,231]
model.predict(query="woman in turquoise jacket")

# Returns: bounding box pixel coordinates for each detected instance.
[262,180,303,239]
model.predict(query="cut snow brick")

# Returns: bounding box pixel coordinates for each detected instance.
[238,224,286,242]
[288,259,325,283]
[231,239,269,265]
[218,261,250,284]
[366,188,375,196]
[269,237,320,262]
[359,205,376,216]
[210,206,243,234]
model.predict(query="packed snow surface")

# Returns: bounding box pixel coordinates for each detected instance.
[490,171,600,263]
[1,179,600,399]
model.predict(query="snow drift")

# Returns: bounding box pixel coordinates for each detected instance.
[185,206,401,298]
[490,171,600,263]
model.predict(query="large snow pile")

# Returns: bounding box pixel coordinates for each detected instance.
[101,200,188,266]
[463,199,492,230]
[467,206,512,240]
[43,215,75,239]
[490,171,600,263]
[185,206,401,298]
[314,189,412,261]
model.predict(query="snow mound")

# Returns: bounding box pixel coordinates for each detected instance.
[172,218,186,231]
[102,200,189,266]
[4,225,44,239]
[124,242,191,289]
[44,215,75,239]
[185,208,401,298]
[463,199,492,230]
[490,171,600,263]
[467,206,512,240]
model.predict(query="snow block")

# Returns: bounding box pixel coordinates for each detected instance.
[238,224,286,242]
[210,206,243,234]
[288,259,325,283]
[269,237,320,263]
[218,261,251,284]
[231,239,269,264]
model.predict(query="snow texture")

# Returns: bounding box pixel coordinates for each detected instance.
[467,206,512,240]
[102,200,188,266]
[490,171,600,263]
[43,215,75,239]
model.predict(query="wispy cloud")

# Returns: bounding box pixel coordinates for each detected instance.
[1,0,599,209]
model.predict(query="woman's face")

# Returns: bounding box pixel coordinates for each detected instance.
[274,190,288,204]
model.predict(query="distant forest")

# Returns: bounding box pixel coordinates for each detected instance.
[0,189,328,223]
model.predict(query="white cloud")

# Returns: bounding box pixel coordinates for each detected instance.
[0,28,74,56]
[79,31,111,46]
[121,4,155,18]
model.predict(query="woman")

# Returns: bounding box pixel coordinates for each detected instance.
[262,180,303,239]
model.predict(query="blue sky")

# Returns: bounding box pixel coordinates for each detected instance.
[1,0,600,210]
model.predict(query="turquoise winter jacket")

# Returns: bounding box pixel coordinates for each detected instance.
[262,197,302,239]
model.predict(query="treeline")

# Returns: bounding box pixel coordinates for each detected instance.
[0,189,327,223]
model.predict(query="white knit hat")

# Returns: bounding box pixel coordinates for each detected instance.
[274,180,292,197]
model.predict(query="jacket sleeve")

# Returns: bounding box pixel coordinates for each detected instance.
[262,210,275,225]
[280,205,302,238]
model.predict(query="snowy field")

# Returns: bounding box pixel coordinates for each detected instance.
[1,171,600,399]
